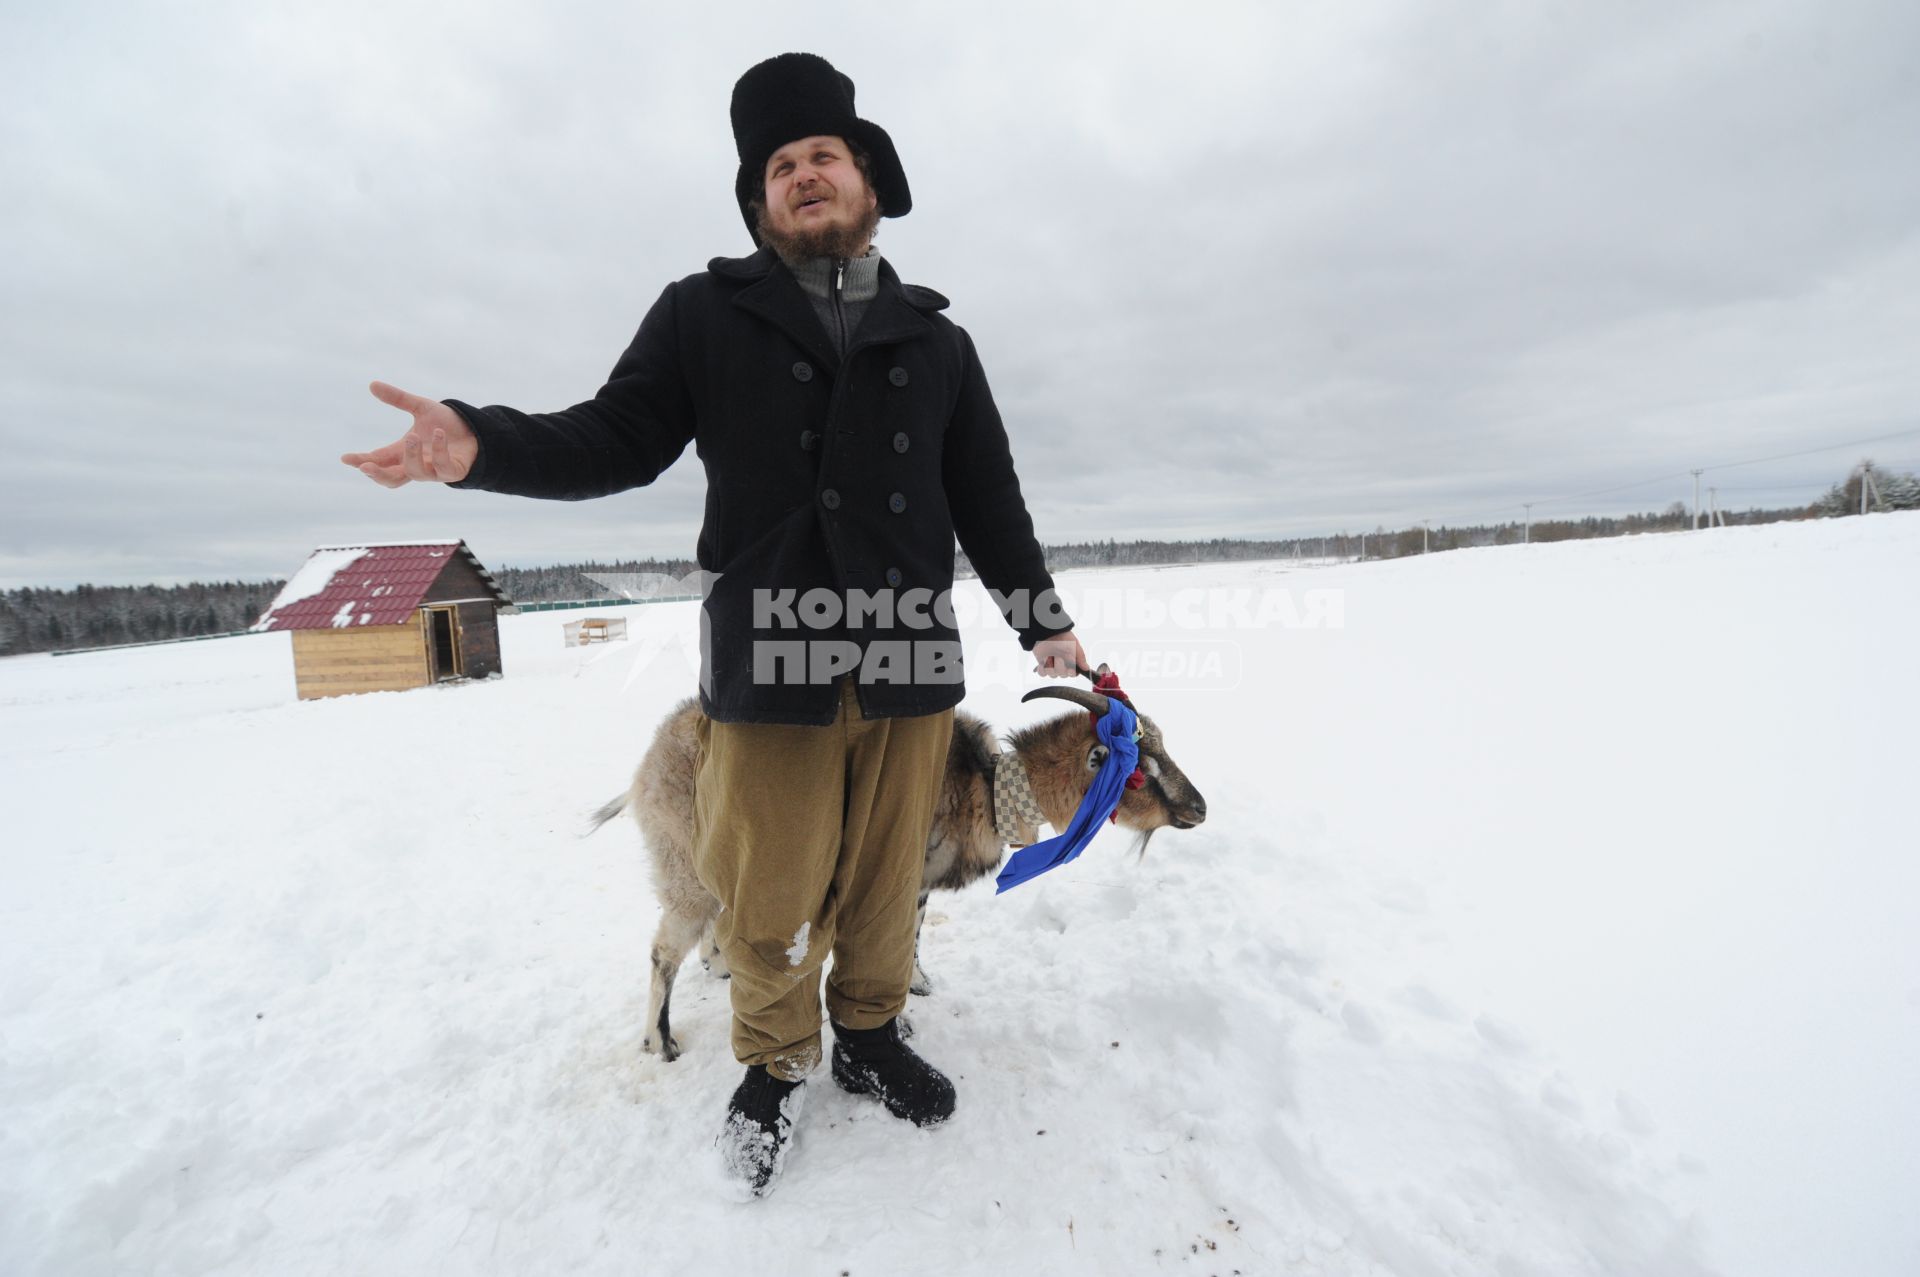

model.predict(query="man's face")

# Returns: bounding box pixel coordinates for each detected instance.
[758,134,880,259]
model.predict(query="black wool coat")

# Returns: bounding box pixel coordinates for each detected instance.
[446,244,1072,724]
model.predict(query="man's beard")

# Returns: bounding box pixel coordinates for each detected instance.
[755,195,882,263]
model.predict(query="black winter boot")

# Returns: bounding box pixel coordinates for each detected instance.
[831,1018,957,1127]
[718,1064,805,1196]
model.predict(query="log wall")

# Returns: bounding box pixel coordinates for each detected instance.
[424,555,497,605]
[453,601,502,678]
[291,622,429,700]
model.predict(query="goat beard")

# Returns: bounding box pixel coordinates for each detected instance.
[754,195,882,264]
[1130,826,1159,865]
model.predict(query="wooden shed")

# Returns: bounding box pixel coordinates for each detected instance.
[252,540,514,700]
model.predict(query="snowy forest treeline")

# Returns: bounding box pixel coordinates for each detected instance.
[5,465,1913,658]
[1,580,284,658]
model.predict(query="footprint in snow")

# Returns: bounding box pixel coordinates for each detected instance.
[1393,984,1463,1022]
[1473,1013,1529,1055]
[1341,1001,1385,1046]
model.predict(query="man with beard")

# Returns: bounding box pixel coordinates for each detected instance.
[343,52,1085,1195]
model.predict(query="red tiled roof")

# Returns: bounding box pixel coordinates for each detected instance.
[253,541,509,632]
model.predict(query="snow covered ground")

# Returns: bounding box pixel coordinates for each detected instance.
[3,513,1915,1276]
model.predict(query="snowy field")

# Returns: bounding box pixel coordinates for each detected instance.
[3,513,1916,1276]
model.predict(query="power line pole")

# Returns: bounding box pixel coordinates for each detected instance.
[1691,469,1703,529]
[1861,461,1877,515]
[1422,520,1431,554]
[1523,503,1533,544]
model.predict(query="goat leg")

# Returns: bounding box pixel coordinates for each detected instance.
[642,905,710,1061]
[907,891,934,997]
[698,915,731,980]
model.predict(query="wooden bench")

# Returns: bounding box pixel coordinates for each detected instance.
[564,616,627,646]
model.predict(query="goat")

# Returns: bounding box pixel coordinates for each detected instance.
[586,681,1207,1061]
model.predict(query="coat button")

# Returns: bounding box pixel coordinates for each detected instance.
[885,567,903,587]
[892,432,909,453]
[888,492,907,514]
[800,430,818,451]
[820,488,841,510]
[792,361,814,382]
[888,366,909,387]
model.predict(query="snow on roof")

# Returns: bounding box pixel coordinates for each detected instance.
[251,541,510,632]
[250,547,373,630]
[312,539,468,549]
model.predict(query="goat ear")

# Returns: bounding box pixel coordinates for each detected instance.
[1087,744,1108,770]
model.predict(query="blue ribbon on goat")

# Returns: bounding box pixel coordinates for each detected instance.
[995,696,1141,893]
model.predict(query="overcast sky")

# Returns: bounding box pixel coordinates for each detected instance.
[4,0,1918,589]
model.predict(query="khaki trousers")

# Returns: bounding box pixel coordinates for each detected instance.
[691,677,954,1082]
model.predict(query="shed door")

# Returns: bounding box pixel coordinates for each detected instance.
[426,606,461,680]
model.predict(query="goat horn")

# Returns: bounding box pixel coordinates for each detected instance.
[1020,685,1112,715]
[1079,663,1137,709]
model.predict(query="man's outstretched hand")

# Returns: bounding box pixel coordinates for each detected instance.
[1032,630,1088,679]
[342,381,478,487]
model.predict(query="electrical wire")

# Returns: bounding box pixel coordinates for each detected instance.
[1700,425,1920,473]
[1410,421,1920,526]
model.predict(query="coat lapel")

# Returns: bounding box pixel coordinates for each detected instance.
[729,250,841,371]
[845,260,936,358]
[725,248,937,370]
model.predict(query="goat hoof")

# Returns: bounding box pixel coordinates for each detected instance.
[644,1034,683,1061]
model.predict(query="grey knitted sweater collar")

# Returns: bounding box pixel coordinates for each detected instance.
[782,246,882,302]
[779,247,881,357]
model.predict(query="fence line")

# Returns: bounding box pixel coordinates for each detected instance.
[511,596,698,614]
[49,629,258,657]
[1397,421,1920,533]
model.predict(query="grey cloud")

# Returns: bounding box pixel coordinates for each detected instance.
[4,1,1917,587]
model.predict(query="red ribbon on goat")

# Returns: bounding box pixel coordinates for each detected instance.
[1086,668,1148,818]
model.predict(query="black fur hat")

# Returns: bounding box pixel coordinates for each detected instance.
[731,53,911,246]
